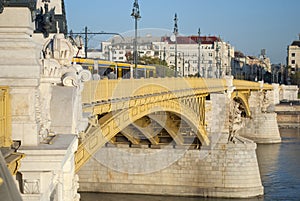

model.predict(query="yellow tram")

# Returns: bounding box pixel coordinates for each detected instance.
[72,58,156,79]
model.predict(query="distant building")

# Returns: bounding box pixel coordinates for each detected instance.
[99,35,234,78]
[271,63,286,84]
[287,35,300,73]
[153,36,234,78]
[232,50,271,82]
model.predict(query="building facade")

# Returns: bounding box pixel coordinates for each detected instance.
[287,36,300,73]
[153,36,234,77]
[99,35,235,78]
[232,50,271,82]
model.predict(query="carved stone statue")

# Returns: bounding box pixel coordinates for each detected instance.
[35,2,55,38]
[261,91,270,113]
[0,0,3,14]
[228,100,244,142]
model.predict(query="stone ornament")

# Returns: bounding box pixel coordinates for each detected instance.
[41,33,91,86]
[43,34,74,66]
[23,179,40,194]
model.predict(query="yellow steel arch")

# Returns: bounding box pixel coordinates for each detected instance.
[231,91,251,117]
[75,99,208,172]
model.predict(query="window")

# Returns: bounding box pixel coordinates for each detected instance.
[291,60,295,64]
[291,53,296,57]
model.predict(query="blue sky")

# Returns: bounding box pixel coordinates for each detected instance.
[65,0,300,64]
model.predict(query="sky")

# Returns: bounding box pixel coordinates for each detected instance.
[65,0,300,64]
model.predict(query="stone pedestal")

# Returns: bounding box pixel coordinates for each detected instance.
[19,135,79,201]
[0,7,42,146]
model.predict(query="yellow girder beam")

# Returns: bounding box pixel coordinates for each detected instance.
[148,114,184,145]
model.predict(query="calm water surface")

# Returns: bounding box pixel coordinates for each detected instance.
[81,128,300,201]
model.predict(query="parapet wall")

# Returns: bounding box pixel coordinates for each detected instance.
[275,103,300,128]
[78,135,263,198]
[280,85,299,101]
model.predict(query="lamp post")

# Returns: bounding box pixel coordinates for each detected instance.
[173,13,178,77]
[197,28,201,77]
[131,0,141,78]
[215,43,220,78]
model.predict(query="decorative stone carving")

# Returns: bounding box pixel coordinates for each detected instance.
[38,33,91,141]
[41,33,91,87]
[72,174,80,201]
[23,179,40,194]
[228,100,244,142]
[261,91,270,113]
[42,34,74,67]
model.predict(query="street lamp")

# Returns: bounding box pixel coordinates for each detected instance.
[131,0,141,78]
[173,13,178,77]
[215,43,220,78]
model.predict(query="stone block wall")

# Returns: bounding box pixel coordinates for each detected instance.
[238,113,281,143]
[241,91,281,143]
[275,104,300,128]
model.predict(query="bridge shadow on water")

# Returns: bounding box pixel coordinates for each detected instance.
[80,192,263,201]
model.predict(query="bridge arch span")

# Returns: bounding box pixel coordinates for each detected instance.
[231,91,251,117]
[75,99,208,172]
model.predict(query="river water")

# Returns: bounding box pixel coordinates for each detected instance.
[81,128,300,201]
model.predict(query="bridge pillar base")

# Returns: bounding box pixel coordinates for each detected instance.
[239,113,281,144]
[78,134,263,198]
[18,135,79,201]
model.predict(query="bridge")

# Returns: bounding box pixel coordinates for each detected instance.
[0,3,296,201]
[74,78,273,172]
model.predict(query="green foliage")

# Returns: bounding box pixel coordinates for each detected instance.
[290,71,300,86]
[139,55,168,66]
[155,65,175,77]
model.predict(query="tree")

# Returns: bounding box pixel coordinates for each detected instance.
[139,55,168,66]
[290,71,300,87]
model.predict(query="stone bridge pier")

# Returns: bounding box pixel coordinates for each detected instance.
[78,91,264,198]
[238,88,281,143]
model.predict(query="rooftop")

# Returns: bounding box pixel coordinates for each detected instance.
[161,36,221,45]
[291,40,300,47]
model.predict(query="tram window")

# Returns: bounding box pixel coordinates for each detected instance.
[122,69,131,79]
[137,69,145,78]
[149,71,154,78]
